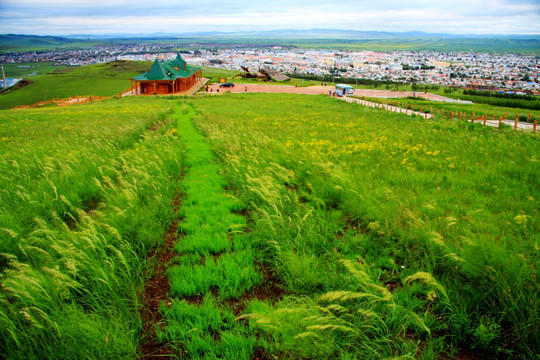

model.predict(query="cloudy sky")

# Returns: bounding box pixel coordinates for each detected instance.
[1,0,539,36]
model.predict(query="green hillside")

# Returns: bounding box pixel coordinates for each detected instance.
[0,94,537,359]
[0,61,151,109]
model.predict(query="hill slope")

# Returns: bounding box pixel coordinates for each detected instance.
[0,60,150,109]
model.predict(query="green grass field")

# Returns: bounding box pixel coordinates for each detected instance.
[0,92,538,359]
[187,93,539,358]
[199,66,242,83]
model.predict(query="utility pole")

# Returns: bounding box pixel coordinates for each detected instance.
[1,64,6,89]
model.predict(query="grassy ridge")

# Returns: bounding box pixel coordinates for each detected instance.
[0,98,184,358]
[191,93,539,358]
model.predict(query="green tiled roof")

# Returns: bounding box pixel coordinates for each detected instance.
[132,54,200,81]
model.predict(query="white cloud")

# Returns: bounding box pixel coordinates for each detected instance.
[0,0,539,35]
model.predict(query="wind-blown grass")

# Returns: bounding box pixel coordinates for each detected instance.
[0,97,184,359]
[190,92,539,358]
[160,103,262,358]
[1,91,537,359]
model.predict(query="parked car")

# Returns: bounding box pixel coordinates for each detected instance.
[219,82,235,87]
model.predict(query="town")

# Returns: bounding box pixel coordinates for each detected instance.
[1,43,539,93]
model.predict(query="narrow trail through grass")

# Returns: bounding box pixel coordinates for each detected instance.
[140,194,182,359]
[153,101,264,358]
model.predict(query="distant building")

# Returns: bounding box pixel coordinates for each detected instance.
[130,54,202,95]
[466,81,497,91]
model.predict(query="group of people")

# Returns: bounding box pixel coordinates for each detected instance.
[204,85,249,93]
[205,86,220,93]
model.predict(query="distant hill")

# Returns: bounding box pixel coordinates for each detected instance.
[67,29,540,54]
[0,34,74,47]
[0,34,98,52]
[64,29,540,40]
[2,30,540,54]
[182,29,540,40]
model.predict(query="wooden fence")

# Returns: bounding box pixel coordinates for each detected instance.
[340,96,537,133]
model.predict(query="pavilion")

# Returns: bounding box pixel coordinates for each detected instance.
[130,54,203,95]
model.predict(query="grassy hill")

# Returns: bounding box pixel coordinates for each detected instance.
[199,65,241,83]
[0,60,151,109]
[0,94,537,359]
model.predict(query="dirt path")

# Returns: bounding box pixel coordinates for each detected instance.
[205,83,460,102]
[139,192,182,359]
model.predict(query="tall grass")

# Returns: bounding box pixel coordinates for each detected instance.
[191,93,539,358]
[1,92,537,358]
[359,96,540,122]
[159,103,262,358]
[0,98,185,358]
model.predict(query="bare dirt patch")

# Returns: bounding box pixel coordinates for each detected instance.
[205,83,454,101]
[226,263,288,316]
[140,195,182,359]
[0,79,32,95]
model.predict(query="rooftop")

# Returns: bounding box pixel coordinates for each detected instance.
[132,54,200,81]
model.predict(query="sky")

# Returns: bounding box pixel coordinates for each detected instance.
[0,0,539,36]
